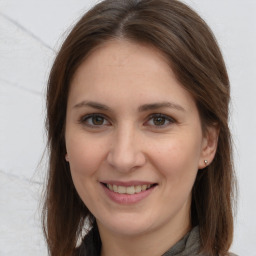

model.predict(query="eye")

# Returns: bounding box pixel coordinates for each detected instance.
[80,114,110,127]
[146,114,175,128]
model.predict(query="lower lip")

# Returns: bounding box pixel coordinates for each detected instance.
[101,184,156,205]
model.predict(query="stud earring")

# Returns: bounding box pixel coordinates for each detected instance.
[204,160,208,166]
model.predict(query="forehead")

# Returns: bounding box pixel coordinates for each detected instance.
[68,39,196,111]
[74,39,171,79]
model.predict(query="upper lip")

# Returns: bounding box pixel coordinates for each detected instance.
[100,180,157,186]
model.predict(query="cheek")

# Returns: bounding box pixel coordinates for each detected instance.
[151,137,201,212]
[66,135,107,206]
[151,135,201,181]
[66,135,107,177]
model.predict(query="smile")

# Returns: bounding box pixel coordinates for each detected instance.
[106,184,154,194]
[100,181,157,204]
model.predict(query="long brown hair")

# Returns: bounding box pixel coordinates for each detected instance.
[43,0,236,255]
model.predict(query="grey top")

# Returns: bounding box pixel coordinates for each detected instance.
[163,226,237,256]
[163,226,203,256]
[79,225,237,256]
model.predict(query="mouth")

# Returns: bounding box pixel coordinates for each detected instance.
[101,183,157,195]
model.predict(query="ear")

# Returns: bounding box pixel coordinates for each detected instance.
[65,153,69,162]
[198,125,219,169]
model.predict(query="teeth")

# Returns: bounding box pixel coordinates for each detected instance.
[113,184,118,192]
[135,185,142,193]
[117,186,126,194]
[106,184,153,194]
[126,186,135,194]
[142,185,147,191]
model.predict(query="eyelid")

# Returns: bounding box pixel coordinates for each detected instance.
[79,113,111,127]
[145,113,176,128]
[78,113,176,129]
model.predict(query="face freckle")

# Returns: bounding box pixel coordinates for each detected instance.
[65,39,208,241]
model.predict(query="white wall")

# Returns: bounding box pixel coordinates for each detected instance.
[0,0,255,255]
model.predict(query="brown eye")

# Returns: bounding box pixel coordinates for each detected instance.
[153,116,166,126]
[145,114,175,128]
[92,115,104,125]
[80,114,110,127]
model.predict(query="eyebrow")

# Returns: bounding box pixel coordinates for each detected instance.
[73,101,110,111]
[138,102,185,112]
[73,101,185,112]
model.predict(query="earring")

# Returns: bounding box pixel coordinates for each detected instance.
[204,160,208,166]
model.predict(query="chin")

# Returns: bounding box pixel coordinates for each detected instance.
[97,213,158,237]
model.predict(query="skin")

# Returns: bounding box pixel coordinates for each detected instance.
[65,40,218,256]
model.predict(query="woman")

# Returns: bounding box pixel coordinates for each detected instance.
[43,0,237,255]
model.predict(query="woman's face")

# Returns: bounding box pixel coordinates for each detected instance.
[65,40,212,238]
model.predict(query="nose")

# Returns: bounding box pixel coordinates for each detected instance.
[106,125,146,173]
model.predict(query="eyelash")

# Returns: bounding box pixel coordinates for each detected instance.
[146,113,176,128]
[79,113,176,129]
[79,113,110,128]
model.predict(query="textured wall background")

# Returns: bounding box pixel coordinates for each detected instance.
[0,0,255,255]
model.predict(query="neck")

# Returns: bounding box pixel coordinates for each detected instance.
[98,215,191,256]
